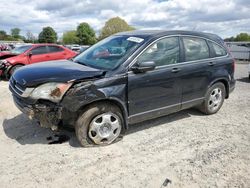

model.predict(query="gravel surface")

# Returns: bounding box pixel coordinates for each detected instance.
[0,63,249,188]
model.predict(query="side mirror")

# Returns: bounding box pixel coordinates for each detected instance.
[27,51,32,57]
[131,61,156,73]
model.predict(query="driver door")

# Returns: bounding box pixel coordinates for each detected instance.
[128,36,183,123]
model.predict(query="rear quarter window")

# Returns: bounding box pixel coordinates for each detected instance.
[209,42,227,57]
[48,46,64,53]
[31,46,48,55]
[183,37,209,61]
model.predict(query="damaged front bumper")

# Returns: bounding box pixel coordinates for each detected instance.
[0,63,6,80]
[13,95,62,130]
[0,60,10,80]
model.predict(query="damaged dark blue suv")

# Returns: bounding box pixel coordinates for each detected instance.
[9,30,235,147]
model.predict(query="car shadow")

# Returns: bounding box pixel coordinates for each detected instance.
[2,108,204,147]
[2,114,81,147]
[236,77,250,83]
[126,108,203,135]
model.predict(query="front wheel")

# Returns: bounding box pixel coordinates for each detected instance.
[199,82,226,115]
[75,103,124,147]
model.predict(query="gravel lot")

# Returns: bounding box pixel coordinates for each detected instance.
[0,63,249,188]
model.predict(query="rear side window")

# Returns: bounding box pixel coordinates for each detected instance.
[210,42,227,57]
[31,46,48,55]
[183,37,209,61]
[137,37,180,66]
[48,46,64,53]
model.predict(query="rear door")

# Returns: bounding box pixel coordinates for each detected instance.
[128,36,182,123]
[179,36,213,109]
[207,40,234,86]
[29,46,49,64]
[47,45,67,61]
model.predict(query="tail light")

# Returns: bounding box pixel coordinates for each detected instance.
[224,42,235,73]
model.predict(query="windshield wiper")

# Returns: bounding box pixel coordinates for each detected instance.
[74,60,106,71]
[74,60,88,66]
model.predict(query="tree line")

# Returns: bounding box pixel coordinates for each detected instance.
[1,16,249,44]
[0,17,134,45]
[224,33,250,42]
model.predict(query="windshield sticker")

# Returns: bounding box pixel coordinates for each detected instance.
[127,37,144,43]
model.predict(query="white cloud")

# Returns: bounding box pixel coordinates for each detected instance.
[0,0,249,38]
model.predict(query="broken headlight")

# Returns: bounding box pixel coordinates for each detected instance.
[30,82,73,103]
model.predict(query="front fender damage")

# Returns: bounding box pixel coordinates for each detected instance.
[29,76,128,130]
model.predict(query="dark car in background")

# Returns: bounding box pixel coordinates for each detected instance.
[9,30,235,147]
[0,44,77,79]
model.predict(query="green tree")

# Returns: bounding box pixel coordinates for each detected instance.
[235,33,250,41]
[224,36,235,42]
[0,30,7,40]
[0,30,17,41]
[11,28,21,39]
[38,26,57,43]
[62,30,79,44]
[76,22,96,45]
[99,17,135,39]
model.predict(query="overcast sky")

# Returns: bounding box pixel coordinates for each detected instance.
[0,0,249,38]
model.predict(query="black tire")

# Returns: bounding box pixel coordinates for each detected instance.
[249,74,250,80]
[199,82,226,115]
[9,65,23,78]
[75,102,124,147]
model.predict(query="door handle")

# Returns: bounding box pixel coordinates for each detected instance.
[171,68,181,73]
[208,62,215,66]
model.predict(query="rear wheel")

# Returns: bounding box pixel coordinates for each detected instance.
[75,103,124,147]
[199,82,226,115]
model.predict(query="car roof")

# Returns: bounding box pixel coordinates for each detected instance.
[116,30,224,45]
[32,43,60,46]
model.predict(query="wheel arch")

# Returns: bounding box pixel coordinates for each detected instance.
[6,63,25,78]
[78,98,129,130]
[209,78,229,99]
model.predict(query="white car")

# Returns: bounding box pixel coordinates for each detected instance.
[70,45,81,52]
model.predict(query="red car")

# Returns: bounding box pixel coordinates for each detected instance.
[0,44,77,79]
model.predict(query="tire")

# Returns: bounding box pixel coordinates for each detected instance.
[9,65,23,78]
[75,102,124,147]
[199,82,226,115]
[249,74,250,80]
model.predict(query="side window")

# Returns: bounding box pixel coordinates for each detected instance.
[210,42,227,57]
[137,37,179,66]
[48,46,64,53]
[31,46,48,55]
[183,37,209,61]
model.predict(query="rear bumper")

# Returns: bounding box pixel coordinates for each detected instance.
[229,84,235,93]
[229,78,236,94]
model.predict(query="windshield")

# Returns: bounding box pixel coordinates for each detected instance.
[73,36,145,70]
[11,45,32,55]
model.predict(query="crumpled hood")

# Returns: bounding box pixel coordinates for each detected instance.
[0,51,17,60]
[0,51,11,56]
[13,60,105,87]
